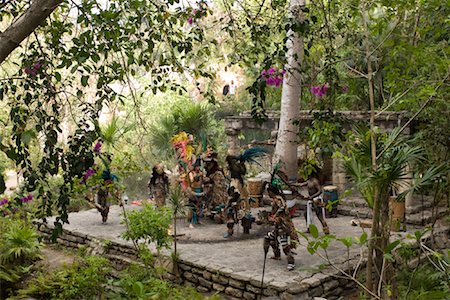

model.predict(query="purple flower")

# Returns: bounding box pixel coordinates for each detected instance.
[94,142,102,153]
[33,62,42,70]
[82,168,96,184]
[21,194,33,203]
[24,67,36,76]
[261,68,284,88]
[188,16,193,24]
[310,83,329,97]
[275,77,283,87]
[342,85,349,93]
[0,198,8,206]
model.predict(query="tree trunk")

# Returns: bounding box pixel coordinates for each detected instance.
[273,0,305,180]
[0,0,63,64]
[362,7,378,297]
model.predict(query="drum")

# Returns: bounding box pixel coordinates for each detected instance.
[323,185,339,217]
[247,178,265,197]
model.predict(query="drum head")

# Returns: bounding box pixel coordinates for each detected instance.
[323,185,337,191]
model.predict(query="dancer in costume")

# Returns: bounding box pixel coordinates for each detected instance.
[203,149,228,216]
[222,186,254,237]
[263,184,299,271]
[148,164,169,207]
[298,173,330,234]
[186,158,205,228]
[94,153,119,224]
[223,148,267,237]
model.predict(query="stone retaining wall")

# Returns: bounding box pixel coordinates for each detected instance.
[38,222,450,299]
[37,223,360,300]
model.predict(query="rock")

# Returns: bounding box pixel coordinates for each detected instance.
[179,264,191,271]
[198,277,212,289]
[263,288,277,296]
[243,291,256,300]
[246,283,262,294]
[309,285,324,297]
[212,283,226,292]
[184,272,198,283]
[322,279,339,292]
[211,274,229,285]
[197,286,209,293]
[287,283,309,294]
[203,270,212,280]
[225,286,244,298]
[229,278,246,289]
[301,277,321,288]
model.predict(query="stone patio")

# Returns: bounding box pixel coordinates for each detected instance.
[37,201,426,300]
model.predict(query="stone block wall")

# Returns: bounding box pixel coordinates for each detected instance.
[37,223,360,299]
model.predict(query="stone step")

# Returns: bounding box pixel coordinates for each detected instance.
[337,205,373,219]
[339,197,369,208]
[406,195,434,214]
[406,207,449,226]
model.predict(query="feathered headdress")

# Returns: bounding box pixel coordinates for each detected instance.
[238,147,268,164]
[269,162,292,195]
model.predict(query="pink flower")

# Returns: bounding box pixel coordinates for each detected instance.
[94,142,102,153]
[310,83,329,97]
[21,194,33,203]
[24,67,36,76]
[260,67,284,88]
[81,167,96,184]
[342,86,349,93]
[188,16,193,24]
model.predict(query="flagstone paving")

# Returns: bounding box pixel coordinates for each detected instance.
[42,204,424,299]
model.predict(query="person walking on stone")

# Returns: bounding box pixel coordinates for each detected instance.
[148,163,169,207]
[263,194,298,271]
[298,172,330,234]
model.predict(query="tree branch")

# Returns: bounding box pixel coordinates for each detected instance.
[0,0,63,64]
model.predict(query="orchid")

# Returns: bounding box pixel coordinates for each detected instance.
[81,167,96,184]
[261,68,285,88]
[310,83,330,97]
[20,194,33,203]
[0,198,8,206]
[24,61,42,76]
[94,141,102,153]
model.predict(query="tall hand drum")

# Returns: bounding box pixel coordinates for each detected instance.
[247,178,264,207]
[323,185,339,218]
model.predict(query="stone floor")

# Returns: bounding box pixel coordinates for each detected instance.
[46,203,422,294]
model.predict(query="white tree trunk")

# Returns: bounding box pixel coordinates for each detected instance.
[273,0,305,180]
[0,0,62,64]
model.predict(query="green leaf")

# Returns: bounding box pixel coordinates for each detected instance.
[385,240,400,254]
[309,224,319,238]
[81,75,89,87]
[414,230,423,241]
[338,237,353,248]
[356,232,368,245]
[20,130,36,145]
[383,253,394,262]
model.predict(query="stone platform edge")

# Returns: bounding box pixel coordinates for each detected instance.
[35,222,364,300]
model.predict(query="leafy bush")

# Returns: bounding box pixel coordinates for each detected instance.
[14,256,111,300]
[122,204,173,251]
[0,218,42,286]
[397,262,450,300]
[111,263,220,300]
